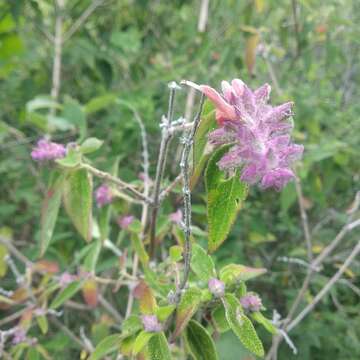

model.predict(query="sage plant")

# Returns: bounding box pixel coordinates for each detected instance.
[0,78,303,359]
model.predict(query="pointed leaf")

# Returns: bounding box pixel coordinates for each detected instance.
[206,147,248,252]
[133,331,155,355]
[63,169,93,242]
[245,33,259,76]
[50,281,83,309]
[89,334,122,360]
[212,305,230,333]
[133,281,157,314]
[251,312,278,335]
[190,244,216,282]
[173,287,202,338]
[131,233,149,267]
[36,315,48,335]
[80,137,103,154]
[219,264,267,285]
[40,171,65,256]
[223,294,264,357]
[185,320,219,360]
[148,332,171,360]
[82,279,98,307]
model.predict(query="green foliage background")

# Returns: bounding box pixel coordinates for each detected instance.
[0,0,359,359]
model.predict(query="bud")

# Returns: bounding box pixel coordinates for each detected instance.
[31,139,66,162]
[141,315,162,332]
[95,184,113,208]
[117,215,135,230]
[208,278,225,298]
[240,294,262,312]
[169,209,183,224]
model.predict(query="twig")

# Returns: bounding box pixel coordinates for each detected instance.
[178,93,205,292]
[287,241,360,332]
[149,82,179,257]
[159,174,183,201]
[198,0,210,32]
[98,295,123,323]
[81,163,152,204]
[63,0,106,43]
[51,317,92,352]
[294,176,312,262]
[0,236,33,268]
[50,0,65,116]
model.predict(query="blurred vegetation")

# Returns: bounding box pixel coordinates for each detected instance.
[0,0,359,359]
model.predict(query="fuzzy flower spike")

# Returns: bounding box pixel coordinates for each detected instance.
[31,138,66,162]
[200,79,303,190]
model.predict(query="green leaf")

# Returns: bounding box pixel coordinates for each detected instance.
[89,334,122,360]
[55,148,81,168]
[26,96,60,113]
[131,233,149,267]
[121,315,143,337]
[36,315,48,335]
[156,305,176,322]
[84,94,117,114]
[219,264,267,285]
[63,169,93,242]
[40,171,65,256]
[148,332,171,360]
[83,238,102,272]
[0,244,8,278]
[191,101,216,189]
[212,305,230,333]
[80,137,103,154]
[205,146,248,252]
[185,320,219,360]
[173,287,202,338]
[169,245,183,262]
[223,294,264,357]
[251,312,278,335]
[190,243,216,282]
[50,281,83,309]
[62,97,87,141]
[133,331,155,355]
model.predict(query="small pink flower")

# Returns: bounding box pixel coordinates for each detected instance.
[59,272,77,287]
[31,138,66,161]
[12,327,27,345]
[95,184,113,208]
[201,79,303,191]
[117,215,134,230]
[240,294,262,312]
[208,278,225,298]
[169,209,182,224]
[141,315,162,332]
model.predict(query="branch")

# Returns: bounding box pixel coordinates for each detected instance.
[287,241,360,332]
[178,94,205,292]
[149,82,179,257]
[81,163,152,204]
[63,0,106,43]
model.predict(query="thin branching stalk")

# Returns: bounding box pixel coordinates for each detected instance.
[178,93,205,291]
[149,83,178,257]
[81,163,152,204]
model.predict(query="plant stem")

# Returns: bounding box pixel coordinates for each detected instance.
[178,93,205,291]
[81,163,152,204]
[149,83,178,258]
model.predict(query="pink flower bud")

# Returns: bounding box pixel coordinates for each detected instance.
[31,139,66,162]
[208,278,225,298]
[141,315,162,332]
[240,294,262,312]
[117,215,134,230]
[95,184,113,208]
[169,209,182,224]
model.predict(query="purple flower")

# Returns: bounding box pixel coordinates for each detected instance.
[200,79,303,190]
[169,209,183,225]
[208,278,225,298]
[141,315,162,332]
[12,327,27,345]
[31,138,66,161]
[59,272,77,287]
[117,215,134,230]
[95,184,113,208]
[240,294,262,312]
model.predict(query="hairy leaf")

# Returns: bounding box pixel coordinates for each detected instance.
[89,334,122,360]
[219,264,267,285]
[148,332,171,360]
[50,281,83,309]
[190,243,216,282]
[185,319,219,360]
[206,147,248,252]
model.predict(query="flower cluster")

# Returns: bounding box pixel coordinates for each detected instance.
[200,79,303,190]
[95,184,113,208]
[141,315,162,332]
[240,294,262,312]
[117,215,135,230]
[31,139,66,162]
[208,278,225,298]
